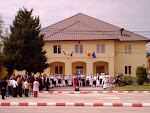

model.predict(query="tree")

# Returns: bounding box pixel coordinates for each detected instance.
[3,8,49,75]
[136,66,147,85]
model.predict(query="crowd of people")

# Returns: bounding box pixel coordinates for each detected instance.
[0,73,110,100]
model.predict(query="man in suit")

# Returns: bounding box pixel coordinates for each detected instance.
[0,77,7,99]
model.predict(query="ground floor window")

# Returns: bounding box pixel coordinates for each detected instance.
[125,66,131,74]
[76,66,83,74]
[55,66,63,74]
[96,66,104,74]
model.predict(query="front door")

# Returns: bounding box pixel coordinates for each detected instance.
[96,66,104,74]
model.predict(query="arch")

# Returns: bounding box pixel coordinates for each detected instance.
[72,61,86,75]
[93,61,109,74]
[50,62,65,75]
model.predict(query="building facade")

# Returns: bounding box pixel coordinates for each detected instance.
[15,13,149,81]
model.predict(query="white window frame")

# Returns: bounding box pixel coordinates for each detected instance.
[125,45,131,54]
[97,44,105,53]
[53,45,61,54]
[75,66,84,74]
[75,45,83,54]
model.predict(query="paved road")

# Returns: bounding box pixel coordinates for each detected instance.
[1,92,150,103]
[0,106,150,113]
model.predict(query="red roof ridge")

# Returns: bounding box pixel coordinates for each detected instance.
[41,13,82,31]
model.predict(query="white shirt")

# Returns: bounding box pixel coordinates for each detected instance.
[93,76,97,81]
[86,76,90,80]
[57,76,61,79]
[64,76,68,80]
[11,80,18,88]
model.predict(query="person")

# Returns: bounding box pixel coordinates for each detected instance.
[99,73,103,87]
[51,74,54,88]
[49,74,53,88]
[57,74,61,87]
[12,78,18,97]
[45,76,50,91]
[96,73,100,87]
[64,75,68,86]
[62,75,65,87]
[81,73,85,86]
[38,75,42,91]
[78,74,81,86]
[24,79,29,97]
[86,74,90,86]
[53,75,57,87]
[89,73,93,87]
[73,73,77,86]
[102,76,108,89]
[68,75,72,86]
[55,74,59,87]
[28,79,33,97]
[5,77,10,97]
[0,78,7,99]
[33,78,40,97]
[18,79,22,97]
[106,73,110,85]
[93,74,97,87]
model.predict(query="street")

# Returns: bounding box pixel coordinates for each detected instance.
[0,106,150,113]
[1,92,150,103]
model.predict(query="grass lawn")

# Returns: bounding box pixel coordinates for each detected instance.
[114,83,150,90]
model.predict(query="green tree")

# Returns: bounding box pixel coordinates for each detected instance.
[3,8,49,76]
[136,66,147,85]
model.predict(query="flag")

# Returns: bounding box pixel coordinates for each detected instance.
[92,51,96,58]
[63,51,66,55]
[63,51,72,56]
[70,51,73,56]
[85,50,91,57]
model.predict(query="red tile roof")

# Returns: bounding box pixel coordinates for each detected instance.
[41,13,150,42]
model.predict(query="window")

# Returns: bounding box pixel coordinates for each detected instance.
[125,45,131,54]
[75,45,83,53]
[55,66,63,74]
[125,66,131,74]
[53,45,61,54]
[97,44,105,53]
[76,66,84,74]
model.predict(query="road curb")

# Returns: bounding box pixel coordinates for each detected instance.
[39,91,150,94]
[0,102,150,107]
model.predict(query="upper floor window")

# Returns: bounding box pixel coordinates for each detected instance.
[125,66,131,74]
[125,45,131,54]
[97,44,105,53]
[75,45,83,53]
[54,45,61,54]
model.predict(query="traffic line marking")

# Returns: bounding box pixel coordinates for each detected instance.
[39,91,150,94]
[0,102,149,107]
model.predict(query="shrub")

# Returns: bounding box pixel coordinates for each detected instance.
[136,66,147,85]
[120,75,133,85]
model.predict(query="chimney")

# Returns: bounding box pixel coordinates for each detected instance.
[119,28,124,35]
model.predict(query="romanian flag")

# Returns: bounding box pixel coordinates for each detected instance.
[85,50,91,57]
[92,51,96,58]
[63,51,73,56]
[147,54,150,63]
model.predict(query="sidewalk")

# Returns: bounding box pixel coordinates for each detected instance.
[48,86,113,91]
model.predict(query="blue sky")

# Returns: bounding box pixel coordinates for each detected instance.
[0,0,150,51]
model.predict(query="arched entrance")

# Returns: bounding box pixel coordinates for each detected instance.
[93,61,109,74]
[72,61,86,75]
[50,62,65,75]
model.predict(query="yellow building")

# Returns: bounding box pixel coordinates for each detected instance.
[16,13,150,81]
[0,43,7,80]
